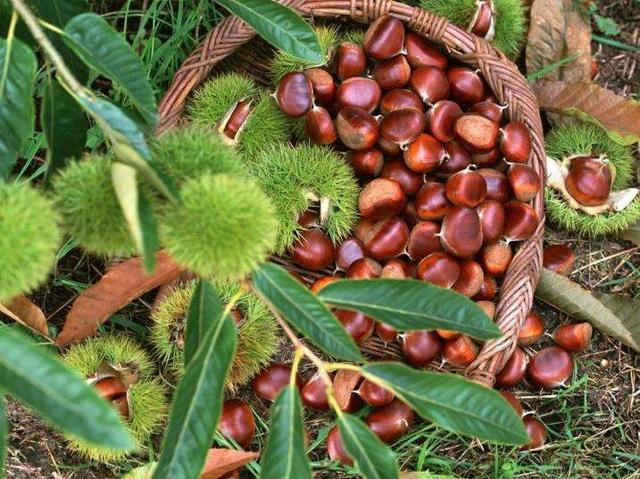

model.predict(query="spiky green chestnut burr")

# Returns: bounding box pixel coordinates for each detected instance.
[341,29,365,46]
[52,154,136,258]
[250,143,359,254]
[420,0,526,59]
[270,25,340,81]
[63,335,167,461]
[0,182,61,302]
[545,123,640,237]
[188,73,290,158]
[150,280,279,391]
[160,174,277,279]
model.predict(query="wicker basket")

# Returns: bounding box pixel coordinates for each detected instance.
[156,0,546,388]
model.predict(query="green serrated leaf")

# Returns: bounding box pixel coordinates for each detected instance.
[251,263,363,362]
[337,413,398,479]
[184,281,223,367]
[317,279,501,340]
[0,37,36,179]
[260,385,311,479]
[361,363,529,445]
[0,326,134,451]
[63,13,157,125]
[214,0,322,63]
[41,77,88,181]
[153,282,236,479]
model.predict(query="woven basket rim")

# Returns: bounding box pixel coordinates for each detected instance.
[156,0,546,387]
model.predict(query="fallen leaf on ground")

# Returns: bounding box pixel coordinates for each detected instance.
[200,448,259,479]
[0,295,49,337]
[56,250,183,346]
[620,221,640,247]
[526,0,570,79]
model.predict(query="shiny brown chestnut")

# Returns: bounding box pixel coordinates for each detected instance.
[297,209,318,229]
[310,276,340,293]
[336,236,366,271]
[355,218,374,242]
[358,379,395,407]
[438,141,471,176]
[494,347,527,388]
[476,300,495,319]
[477,168,510,203]
[219,399,255,448]
[380,108,427,147]
[402,330,442,367]
[565,164,611,206]
[251,363,299,402]
[327,426,353,465]
[305,106,337,145]
[336,77,382,113]
[415,182,451,220]
[409,66,450,104]
[517,311,544,347]
[366,399,415,443]
[526,346,573,389]
[479,241,513,276]
[474,275,498,301]
[301,374,329,411]
[436,329,460,341]
[347,257,383,279]
[333,369,364,412]
[407,221,441,261]
[443,335,479,367]
[376,322,399,342]
[403,133,446,173]
[336,42,367,81]
[381,258,412,278]
[470,100,504,123]
[363,15,405,61]
[452,259,484,298]
[500,122,532,163]
[303,67,336,105]
[416,251,461,288]
[112,396,129,419]
[477,200,506,245]
[291,229,335,270]
[380,89,425,116]
[428,100,463,143]
[94,377,127,401]
[378,135,403,156]
[404,32,448,69]
[508,164,541,202]
[447,67,485,105]
[403,201,419,228]
[440,206,483,259]
[336,106,380,151]
[350,149,384,177]
[521,417,547,450]
[503,201,539,242]
[363,216,410,261]
[222,100,252,140]
[445,169,487,207]
[373,55,412,90]
[380,159,423,195]
[359,178,407,220]
[469,0,493,38]
[454,113,499,153]
[275,72,313,117]
[499,391,524,417]
[471,147,501,167]
[543,244,576,276]
[553,322,593,352]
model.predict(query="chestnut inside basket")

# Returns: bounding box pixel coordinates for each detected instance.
[156,0,546,387]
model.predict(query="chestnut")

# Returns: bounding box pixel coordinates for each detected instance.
[380,108,427,147]
[438,141,471,176]
[376,322,398,342]
[222,100,252,140]
[381,159,423,195]
[333,369,363,412]
[526,346,573,389]
[447,67,485,105]
[474,275,498,301]
[409,66,449,104]
[471,147,501,168]
[297,209,318,228]
[508,164,541,202]
[336,310,375,344]
[380,89,425,116]
[336,236,366,271]
[373,55,412,90]
[521,417,547,450]
[378,135,403,156]
[445,170,487,207]
[301,374,329,411]
[304,67,336,105]
[436,329,460,341]
[363,15,405,61]
[415,182,451,220]
[500,122,532,164]
[336,106,380,151]
[291,229,336,270]
[347,257,383,279]
[350,149,384,177]
[355,218,374,242]
[477,168,510,203]
[454,113,499,153]
[470,100,504,123]
[553,322,592,352]
[479,241,512,277]
[440,206,483,259]
[366,399,414,443]
[363,216,410,261]
[494,347,527,388]
[476,300,495,319]
[517,311,544,347]
[310,276,340,293]
[403,201,419,228]
[452,259,484,298]
[402,330,442,367]
[499,391,524,417]
[543,244,576,276]
[407,221,441,261]
[503,201,539,242]
[416,251,461,288]
[442,335,478,367]
[358,378,395,407]
[403,133,446,173]
[219,399,255,448]
[565,163,611,206]
[305,106,337,145]
[428,100,463,143]
[381,258,412,279]
[112,396,129,419]
[336,77,382,113]
[359,178,407,220]
[404,32,447,69]
[336,42,367,81]
[477,200,506,245]
[275,72,313,117]
[327,426,353,465]
[251,363,299,402]
[469,0,493,38]
[94,377,127,401]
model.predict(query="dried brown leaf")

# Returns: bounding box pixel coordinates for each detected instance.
[56,250,183,346]
[200,448,259,479]
[532,80,640,145]
[562,10,592,82]
[526,0,569,78]
[333,369,362,411]
[620,221,640,246]
[0,295,49,337]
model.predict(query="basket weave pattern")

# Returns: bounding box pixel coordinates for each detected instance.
[157,0,546,387]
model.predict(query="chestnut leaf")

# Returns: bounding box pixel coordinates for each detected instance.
[183,280,223,367]
[361,362,529,445]
[317,279,502,340]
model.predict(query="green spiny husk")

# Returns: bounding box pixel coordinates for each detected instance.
[341,29,365,46]
[420,0,527,59]
[52,154,136,258]
[0,181,61,302]
[545,122,640,237]
[150,280,279,391]
[159,174,277,279]
[249,143,360,254]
